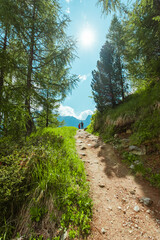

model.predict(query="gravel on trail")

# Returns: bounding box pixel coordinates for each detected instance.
[75,130,160,240]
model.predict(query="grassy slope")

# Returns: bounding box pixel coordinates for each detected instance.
[0,127,92,240]
[87,81,160,187]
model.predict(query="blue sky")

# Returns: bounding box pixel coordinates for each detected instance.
[59,0,113,120]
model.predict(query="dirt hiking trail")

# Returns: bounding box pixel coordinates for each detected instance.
[75,130,160,240]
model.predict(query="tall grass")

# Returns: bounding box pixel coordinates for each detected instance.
[0,127,92,239]
[88,82,160,144]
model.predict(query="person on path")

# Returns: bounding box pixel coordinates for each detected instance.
[78,123,81,129]
[81,121,84,129]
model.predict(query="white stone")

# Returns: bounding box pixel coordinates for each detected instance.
[101,228,107,234]
[140,197,153,206]
[134,205,140,212]
[129,145,146,155]
[130,164,135,169]
[156,219,160,224]
[61,231,68,240]
[114,134,118,138]
[134,160,140,165]
[129,145,140,151]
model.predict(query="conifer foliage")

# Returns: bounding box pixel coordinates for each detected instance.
[93,0,160,113]
[97,0,160,89]
[123,0,160,86]
[0,0,77,137]
[91,17,127,112]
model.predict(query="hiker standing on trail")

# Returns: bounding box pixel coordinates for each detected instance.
[78,123,81,129]
[81,121,84,129]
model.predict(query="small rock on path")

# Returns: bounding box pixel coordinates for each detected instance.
[75,130,160,240]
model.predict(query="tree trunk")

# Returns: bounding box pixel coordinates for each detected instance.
[0,28,8,129]
[46,90,49,127]
[25,1,35,135]
[118,56,125,101]
[109,74,116,107]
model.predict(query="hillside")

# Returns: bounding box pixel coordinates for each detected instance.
[87,82,160,188]
[58,115,92,128]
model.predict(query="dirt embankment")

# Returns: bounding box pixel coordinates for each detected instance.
[75,130,160,240]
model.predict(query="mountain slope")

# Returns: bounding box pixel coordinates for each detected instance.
[58,115,92,128]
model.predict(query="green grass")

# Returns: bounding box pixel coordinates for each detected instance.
[0,127,92,239]
[122,151,160,188]
[88,81,160,189]
[130,110,160,145]
[88,82,160,144]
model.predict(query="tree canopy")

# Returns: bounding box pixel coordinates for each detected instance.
[91,16,128,112]
[93,0,160,113]
[123,0,160,87]
[0,0,78,138]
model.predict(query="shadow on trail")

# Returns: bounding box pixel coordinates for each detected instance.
[97,142,128,178]
[96,137,160,225]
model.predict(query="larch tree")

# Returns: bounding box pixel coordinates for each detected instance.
[0,0,78,137]
[97,0,156,13]
[122,0,160,88]
[0,0,27,135]
[97,0,122,13]
[21,0,77,135]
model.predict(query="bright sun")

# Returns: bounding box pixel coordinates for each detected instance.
[80,28,95,47]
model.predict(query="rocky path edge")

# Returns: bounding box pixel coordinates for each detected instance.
[75,130,160,240]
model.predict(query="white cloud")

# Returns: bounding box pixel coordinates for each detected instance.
[65,0,71,3]
[78,74,87,82]
[58,104,93,120]
[66,7,70,14]
[78,110,93,120]
[78,73,90,82]
[59,104,76,117]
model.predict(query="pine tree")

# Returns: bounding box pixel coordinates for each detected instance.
[91,70,107,112]
[91,41,121,112]
[107,15,127,100]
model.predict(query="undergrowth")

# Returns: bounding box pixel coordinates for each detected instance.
[88,81,160,188]
[0,127,92,239]
[122,152,160,188]
[88,82,160,145]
